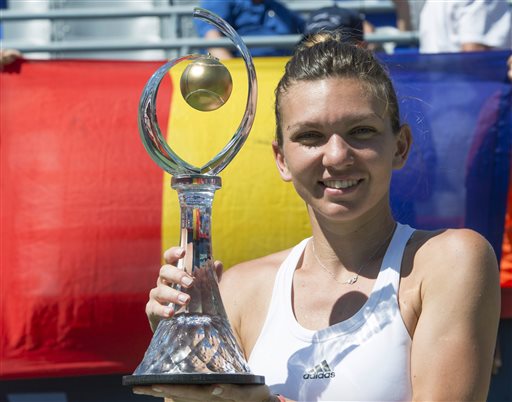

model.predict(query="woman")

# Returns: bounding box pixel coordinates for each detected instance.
[134,33,500,401]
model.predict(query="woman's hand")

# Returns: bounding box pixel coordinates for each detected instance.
[145,247,223,333]
[133,383,282,402]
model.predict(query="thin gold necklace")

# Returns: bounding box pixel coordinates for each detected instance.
[311,223,397,285]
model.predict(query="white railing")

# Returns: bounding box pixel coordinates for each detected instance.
[0,1,419,59]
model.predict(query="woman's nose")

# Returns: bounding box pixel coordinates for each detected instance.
[322,135,353,168]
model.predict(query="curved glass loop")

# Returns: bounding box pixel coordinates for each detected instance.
[138,7,258,176]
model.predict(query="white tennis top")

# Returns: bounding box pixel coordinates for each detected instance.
[248,223,415,402]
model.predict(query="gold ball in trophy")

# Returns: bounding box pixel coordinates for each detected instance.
[180,57,233,112]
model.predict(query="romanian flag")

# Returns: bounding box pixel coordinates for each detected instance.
[1,51,510,379]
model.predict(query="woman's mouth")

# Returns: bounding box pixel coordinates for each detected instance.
[322,179,361,190]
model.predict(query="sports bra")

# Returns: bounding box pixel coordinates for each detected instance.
[248,223,415,401]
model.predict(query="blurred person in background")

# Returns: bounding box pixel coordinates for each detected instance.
[334,0,411,32]
[390,0,412,32]
[419,0,511,53]
[194,0,304,59]
[367,0,412,31]
[492,54,512,378]
[0,49,21,70]
[300,6,366,48]
[334,0,412,54]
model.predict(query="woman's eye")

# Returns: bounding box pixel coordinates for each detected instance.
[350,127,377,138]
[292,132,324,145]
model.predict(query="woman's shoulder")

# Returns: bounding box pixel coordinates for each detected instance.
[221,246,294,289]
[409,227,499,287]
[400,227,500,337]
[413,227,496,261]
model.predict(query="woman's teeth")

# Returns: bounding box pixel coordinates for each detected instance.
[323,179,359,189]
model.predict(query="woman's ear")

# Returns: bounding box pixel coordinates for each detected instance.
[272,141,292,182]
[393,124,412,169]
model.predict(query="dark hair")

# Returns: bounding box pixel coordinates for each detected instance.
[275,31,401,146]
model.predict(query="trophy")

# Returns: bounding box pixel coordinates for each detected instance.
[123,8,264,386]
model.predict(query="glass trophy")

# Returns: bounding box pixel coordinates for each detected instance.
[123,8,264,386]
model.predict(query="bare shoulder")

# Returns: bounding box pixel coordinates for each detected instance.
[399,228,499,337]
[412,228,499,286]
[405,227,500,329]
[220,247,292,295]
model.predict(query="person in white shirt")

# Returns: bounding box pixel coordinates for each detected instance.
[419,0,511,53]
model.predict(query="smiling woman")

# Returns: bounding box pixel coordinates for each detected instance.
[138,32,501,402]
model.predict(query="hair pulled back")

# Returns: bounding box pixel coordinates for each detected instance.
[275,31,401,146]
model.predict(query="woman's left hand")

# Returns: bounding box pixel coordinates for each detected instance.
[133,383,279,402]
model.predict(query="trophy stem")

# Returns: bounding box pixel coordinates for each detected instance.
[172,175,226,317]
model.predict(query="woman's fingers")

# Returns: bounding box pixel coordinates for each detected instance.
[162,247,224,284]
[146,295,175,333]
[209,384,273,401]
[163,246,185,264]
[149,247,226,333]
[214,260,224,281]
[146,260,194,332]
[146,297,173,319]
[159,264,194,288]
[150,278,191,307]
[133,384,217,401]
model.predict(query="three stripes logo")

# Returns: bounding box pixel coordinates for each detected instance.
[303,360,336,379]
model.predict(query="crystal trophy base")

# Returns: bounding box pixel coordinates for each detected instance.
[123,313,264,386]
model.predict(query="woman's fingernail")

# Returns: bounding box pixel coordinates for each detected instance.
[212,386,224,396]
[133,388,143,394]
[181,276,193,286]
[163,307,173,316]
[178,294,189,303]
[152,386,163,393]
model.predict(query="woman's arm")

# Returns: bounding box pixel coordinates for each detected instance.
[410,229,500,401]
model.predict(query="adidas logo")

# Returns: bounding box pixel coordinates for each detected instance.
[303,360,336,379]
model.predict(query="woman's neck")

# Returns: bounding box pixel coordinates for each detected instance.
[307,207,397,274]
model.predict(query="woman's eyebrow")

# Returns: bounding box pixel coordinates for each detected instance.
[286,121,322,131]
[286,112,384,131]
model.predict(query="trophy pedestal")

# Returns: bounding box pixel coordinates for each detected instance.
[123,374,264,386]
[123,313,264,386]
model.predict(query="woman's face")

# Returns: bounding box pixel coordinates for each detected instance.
[273,77,410,224]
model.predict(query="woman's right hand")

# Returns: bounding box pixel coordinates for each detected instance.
[145,247,223,333]
[145,247,193,332]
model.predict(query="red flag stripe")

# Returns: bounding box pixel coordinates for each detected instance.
[1,60,170,379]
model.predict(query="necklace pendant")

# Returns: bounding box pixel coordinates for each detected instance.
[346,275,358,285]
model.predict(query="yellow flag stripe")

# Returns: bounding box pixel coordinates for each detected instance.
[163,57,311,269]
